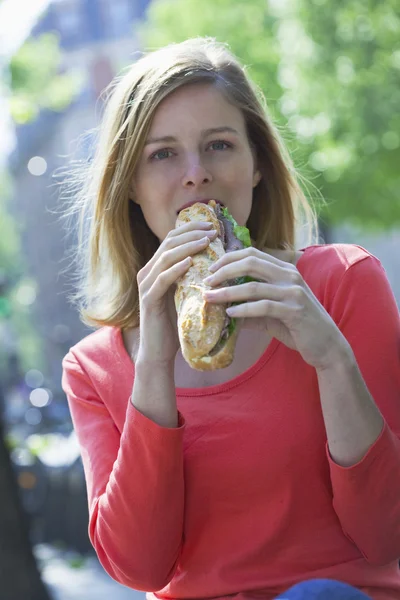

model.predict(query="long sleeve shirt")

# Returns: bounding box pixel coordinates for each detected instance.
[62,243,400,600]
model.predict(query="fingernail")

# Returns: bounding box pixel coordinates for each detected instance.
[208,263,217,273]
[203,275,214,284]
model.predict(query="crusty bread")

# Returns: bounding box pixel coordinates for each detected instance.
[174,201,237,371]
[187,326,239,371]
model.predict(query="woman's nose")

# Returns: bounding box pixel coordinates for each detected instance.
[181,155,212,187]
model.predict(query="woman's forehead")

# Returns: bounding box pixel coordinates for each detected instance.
[147,83,247,136]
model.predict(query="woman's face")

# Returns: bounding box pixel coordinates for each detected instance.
[133,82,261,241]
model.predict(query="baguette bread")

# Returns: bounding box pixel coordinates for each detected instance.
[174,201,239,370]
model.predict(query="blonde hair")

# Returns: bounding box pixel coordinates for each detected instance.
[65,37,320,330]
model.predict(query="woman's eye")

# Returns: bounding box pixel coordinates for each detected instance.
[209,140,232,151]
[150,149,173,161]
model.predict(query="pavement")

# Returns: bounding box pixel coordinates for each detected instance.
[35,545,145,600]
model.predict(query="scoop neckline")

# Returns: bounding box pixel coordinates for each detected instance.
[113,246,312,397]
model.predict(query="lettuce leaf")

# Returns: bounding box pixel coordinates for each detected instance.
[220,208,255,339]
[227,316,237,337]
[235,275,256,285]
[221,207,252,248]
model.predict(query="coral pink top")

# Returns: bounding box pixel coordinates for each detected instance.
[62,244,400,600]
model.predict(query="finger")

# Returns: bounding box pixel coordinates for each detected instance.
[208,247,279,273]
[172,220,214,234]
[138,226,217,284]
[204,256,283,287]
[210,247,296,272]
[143,256,193,308]
[203,281,284,304]
[153,222,216,262]
[226,299,293,320]
[140,236,212,293]
[164,227,218,249]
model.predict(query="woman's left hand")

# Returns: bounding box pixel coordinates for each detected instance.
[203,247,351,371]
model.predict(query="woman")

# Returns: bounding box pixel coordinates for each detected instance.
[61,38,400,600]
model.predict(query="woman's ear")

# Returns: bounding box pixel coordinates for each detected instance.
[250,144,261,188]
[252,169,261,188]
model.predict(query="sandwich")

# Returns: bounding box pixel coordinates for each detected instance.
[174,200,252,371]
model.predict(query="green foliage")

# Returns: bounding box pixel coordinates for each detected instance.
[9,33,82,123]
[0,170,45,373]
[1,32,78,378]
[0,172,23,273]
[278,0,400,229]
[139,0,282,117]
[0,186,45,373]
[138,0,400,230]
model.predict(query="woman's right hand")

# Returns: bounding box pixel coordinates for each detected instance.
[136,221,217,365]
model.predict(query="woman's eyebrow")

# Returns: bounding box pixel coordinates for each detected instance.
[144,126,240,146]
[203,126,240,137]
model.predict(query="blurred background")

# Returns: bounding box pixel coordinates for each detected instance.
[0,0,399,598]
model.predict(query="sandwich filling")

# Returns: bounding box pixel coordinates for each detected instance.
[205,202,252,357]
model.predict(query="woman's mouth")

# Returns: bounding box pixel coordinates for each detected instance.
[176,199,224,215]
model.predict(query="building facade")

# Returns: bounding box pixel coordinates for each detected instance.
[9,0,149,396]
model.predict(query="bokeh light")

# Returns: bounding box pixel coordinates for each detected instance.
[18,472,37,490]
[25,407,42,426]
[27,156,47,176]
[29,387,52,408]
[15,282,37,306]
[10,447,35,467]
[25,369,44,389]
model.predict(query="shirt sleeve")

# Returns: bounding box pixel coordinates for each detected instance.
[325,252,400,566]
[61,351,185,591]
